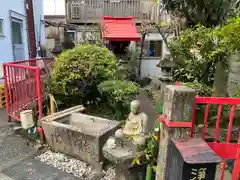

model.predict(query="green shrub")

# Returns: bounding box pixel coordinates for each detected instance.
[170,18,240,94]
[169,26,217,87]
[98,80,139,120]
[49,44,117,106]
[183,80,214,96]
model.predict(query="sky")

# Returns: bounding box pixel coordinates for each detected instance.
[43,0,65,15]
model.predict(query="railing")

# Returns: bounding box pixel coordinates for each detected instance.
[159,82,240,179]
[66,0,162,23]
[3,58,54,122]
[192,97,240,180]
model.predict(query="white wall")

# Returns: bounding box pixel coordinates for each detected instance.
[141,58,161,77]
[0,0,29,77]
[0,0,45,78]
[0,0,29,62]
[43,0,65,15]
[140,33,169,78]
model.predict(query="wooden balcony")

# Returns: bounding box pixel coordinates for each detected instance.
[66,0,160,24]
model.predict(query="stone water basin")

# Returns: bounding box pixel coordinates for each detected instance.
[41,105,121,170]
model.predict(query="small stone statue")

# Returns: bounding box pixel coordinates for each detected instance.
[115,100,148,148]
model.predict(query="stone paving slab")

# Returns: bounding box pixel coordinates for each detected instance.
[0,172,13,180]
[1,157,82,180]
[0,108,84,180]
[0,127,37,171]
[215,167,232,180]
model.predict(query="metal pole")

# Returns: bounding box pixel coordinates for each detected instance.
[3,64,10,122]
[35,69,42,119]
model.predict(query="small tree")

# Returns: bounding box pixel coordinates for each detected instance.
[162,0,235,27]
[169,26,217,86]
[169,17,240,96]
[49,44,117,106]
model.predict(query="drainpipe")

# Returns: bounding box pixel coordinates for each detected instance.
[25,0,36,59]
[24,1,30,59]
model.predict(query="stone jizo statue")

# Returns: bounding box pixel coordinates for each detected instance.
[115,100,148,148]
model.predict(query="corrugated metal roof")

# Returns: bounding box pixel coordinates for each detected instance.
[100,16,141,41]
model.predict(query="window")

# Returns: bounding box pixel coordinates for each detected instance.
[136,40,163,57]
[0,19,3,36]
[148,40,163,57]
[11,20,23,44]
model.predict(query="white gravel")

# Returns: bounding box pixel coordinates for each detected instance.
[35,150,115,180]
[100,166,116,180]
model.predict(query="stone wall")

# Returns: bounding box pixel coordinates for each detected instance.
[228,53,240,96]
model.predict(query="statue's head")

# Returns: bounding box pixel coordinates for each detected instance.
[130,100,141,114]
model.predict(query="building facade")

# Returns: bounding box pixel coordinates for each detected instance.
[65,0,158,24]
[44,15,66,51]
[0,0,45,77]
[141,32,170,77]
[64,0,171,78]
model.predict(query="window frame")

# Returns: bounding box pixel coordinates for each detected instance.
[147,40,163,57]
[136,40,163,58]
[0,19,4,36]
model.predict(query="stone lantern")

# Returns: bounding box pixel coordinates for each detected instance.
[156,52,175,101]
[156,52,174,82]
[51,26,63,57]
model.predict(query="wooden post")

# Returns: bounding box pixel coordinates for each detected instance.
[50,94,55,115]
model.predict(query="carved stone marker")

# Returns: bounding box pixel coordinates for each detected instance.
[165,138,222,180]
[163,85,195,122]
[156,85,196,180]
[227,54,240,96]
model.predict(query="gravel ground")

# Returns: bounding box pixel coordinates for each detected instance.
[36,150,116,180]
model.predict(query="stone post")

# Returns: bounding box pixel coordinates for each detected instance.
[213,61,228,97]
[156,85,195,180]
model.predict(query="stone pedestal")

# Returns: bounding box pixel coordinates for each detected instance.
[156,85,196,180]
[165,138,222,180]
[102,137,146,180]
